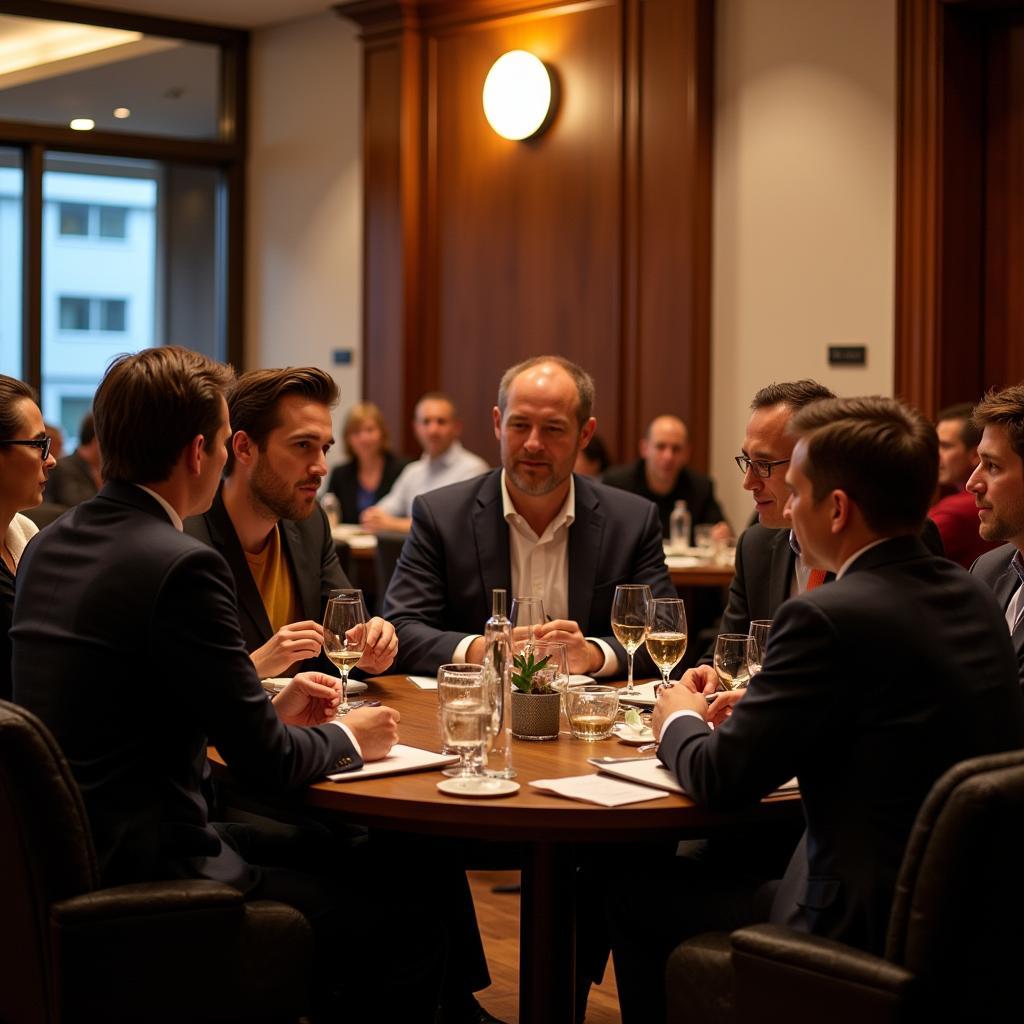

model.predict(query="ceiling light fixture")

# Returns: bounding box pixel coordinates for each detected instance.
[69,117,95,131]
[113,107,130,119]
[482,50,553,141]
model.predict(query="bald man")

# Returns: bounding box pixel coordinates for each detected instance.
[603,414,730,542]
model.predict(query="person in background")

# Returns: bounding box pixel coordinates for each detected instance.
[360,392,489,534]
[44,411,102,508]
[0,376,56,700]
[928,401,999,568]
[43,422,64,461]
[574,433,610,477]
[602,414,730,541]
[967,383,1024,688]
[326,401,408,524]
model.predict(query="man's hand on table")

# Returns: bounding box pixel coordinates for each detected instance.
[273,671,341,725]
[653,683,708,739]
[534,619,604,674]
[681,665,745,727]
[354,616,398,674]
[343,705,401,760]
[251,620,324,678]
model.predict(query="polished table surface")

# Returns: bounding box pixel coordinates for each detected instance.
[250,675,798,1023]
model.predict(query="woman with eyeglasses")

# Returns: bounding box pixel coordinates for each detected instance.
[0,374,56,700]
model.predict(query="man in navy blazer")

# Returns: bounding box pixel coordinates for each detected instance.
[621,397,1024,1023]
[965,383,1024,688]
[384,356,676,676]
[184,367,396,681]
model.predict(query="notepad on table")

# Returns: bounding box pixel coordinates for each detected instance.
[328,744,457,781]
[590,757,799,797]
[530,774,670,807]
[406,675,438,690]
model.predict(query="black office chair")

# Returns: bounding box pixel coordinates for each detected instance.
[666,749,1024,1024]
[0,699,314,1024]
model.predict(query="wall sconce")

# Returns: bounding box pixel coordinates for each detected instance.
[482,50,553,141]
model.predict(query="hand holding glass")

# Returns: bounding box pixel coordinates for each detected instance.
[510,595,546,647]
[611,585,653,695]
[646,598,688,687]
[322,592,367,715]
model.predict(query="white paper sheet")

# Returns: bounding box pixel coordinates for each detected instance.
[591,757,799,797]
[406,675,438,690]
[328,743,456,781]
[617,681,660,706]
[529,774,671,807]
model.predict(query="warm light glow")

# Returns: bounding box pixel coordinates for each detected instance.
[482,50,552,141]
[113,106,130,119]
[69,117,94,131]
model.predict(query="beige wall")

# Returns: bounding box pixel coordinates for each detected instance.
[246,10,363,453]
[710,0,897,527]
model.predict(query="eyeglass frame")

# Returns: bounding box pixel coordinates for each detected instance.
[734,454,789,478]
[0,437,52,461]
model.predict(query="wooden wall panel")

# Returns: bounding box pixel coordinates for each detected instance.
[429,2,622,456]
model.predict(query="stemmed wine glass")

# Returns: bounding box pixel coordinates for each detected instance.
[713,633,755,693]
[747,619,772,678]
[611,584,653,695]
[322,590,367,716]
[646,598,688,689]
[510,595,546,649]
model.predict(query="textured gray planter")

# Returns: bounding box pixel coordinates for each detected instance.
[510,690,561,741]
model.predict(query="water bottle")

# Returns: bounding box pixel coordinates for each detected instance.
[483,589,516,779]
[669,500,691,552]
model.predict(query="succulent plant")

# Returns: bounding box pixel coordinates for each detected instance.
[511,649,555,694]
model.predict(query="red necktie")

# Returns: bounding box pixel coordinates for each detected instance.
[806,567,828,590]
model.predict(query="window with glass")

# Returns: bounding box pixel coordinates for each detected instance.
[0,148,23,379]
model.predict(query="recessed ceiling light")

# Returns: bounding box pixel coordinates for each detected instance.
[113,107,130,119]
[69,118,95,131]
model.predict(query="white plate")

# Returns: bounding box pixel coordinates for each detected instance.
[567,675,594,687]
[613,723,656,745]
[436,777,520,798]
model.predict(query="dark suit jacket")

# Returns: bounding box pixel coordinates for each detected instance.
[327,451,408,524]
[698,520,946,665]
[383,470,677,674]
[43,450,98,507]
[184,485,350,675]
[602,460,725,539]
[12,482,359,889]
[660,536,1024,955]
[971,542,1024,688]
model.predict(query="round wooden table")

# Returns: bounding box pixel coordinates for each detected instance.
[290,675,799,1023]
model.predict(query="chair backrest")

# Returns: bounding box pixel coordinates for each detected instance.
[885,748,1024,1017]
[0,700,99,1023]
[375,530,408,601]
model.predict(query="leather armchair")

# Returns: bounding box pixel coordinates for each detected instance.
[667,749,1024,1024]
[0,699,314,1024]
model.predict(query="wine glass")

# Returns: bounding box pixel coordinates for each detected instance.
[438,667,488,778]
[713,633,755,693]
[747,619,772,677]
[322,591,367,716]
[510,595,546,649]
[611,584,653,695]
[646,598,688,688]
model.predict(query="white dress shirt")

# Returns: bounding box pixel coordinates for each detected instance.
[375,441,489,517]
[452,471,617,675]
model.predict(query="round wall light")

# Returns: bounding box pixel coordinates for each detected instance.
[69,118,95,131]
[482,50,552,141]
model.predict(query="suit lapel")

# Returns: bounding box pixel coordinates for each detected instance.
[205,487,274,641]
[473,473,511,604]
[989,562,1024,659]
[769,529,796,612]
[569,480,604,626]
[280,520,320,620]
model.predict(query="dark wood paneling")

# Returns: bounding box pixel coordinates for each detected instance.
[634,0,712,469]
[984,13,1024,389]
[429,2,622,457]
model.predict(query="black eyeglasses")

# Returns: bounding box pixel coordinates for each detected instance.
[734,455,789,478]
[0,437,52,461]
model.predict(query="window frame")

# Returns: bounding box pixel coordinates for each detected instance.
[0,0,248,385]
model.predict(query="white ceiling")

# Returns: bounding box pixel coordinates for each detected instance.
[58,1,334,30]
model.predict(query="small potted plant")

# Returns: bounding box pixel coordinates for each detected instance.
[509,642,566,741]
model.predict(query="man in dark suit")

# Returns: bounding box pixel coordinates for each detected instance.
[602,414,730,541]
[9,348,447,1018]
[624,397,1024,1023]
[384,355,676,675]
[967,382,1024,687]
[184,366,396,681]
